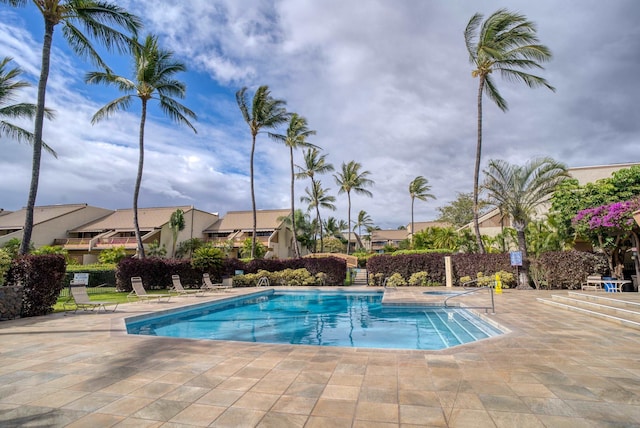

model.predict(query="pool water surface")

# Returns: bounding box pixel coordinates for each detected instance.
[126,291,503,350]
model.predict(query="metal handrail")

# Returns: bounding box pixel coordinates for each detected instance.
[444,286,495,314]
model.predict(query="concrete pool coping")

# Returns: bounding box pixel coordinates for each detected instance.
[1,286,640,426]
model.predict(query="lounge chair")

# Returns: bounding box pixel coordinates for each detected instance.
[202,273,233,292]
[171,275,202,296]
[64,284,118,313]
[128,277,172,303]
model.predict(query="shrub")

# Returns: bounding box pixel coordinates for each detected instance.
[386,273,406,287]
[450,253,515,284]
[191,246,224,271]
[367,253,448,285]
[147,241,167,258]
[240,238,266,259]
[368,272,385,286]
[98,246,127,264]
[531,251,608,289]
[408,271,431,286]
[0,248,11,285]
[6,255,66,317]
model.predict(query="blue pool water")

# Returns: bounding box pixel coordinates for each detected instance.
[126,291,503,350]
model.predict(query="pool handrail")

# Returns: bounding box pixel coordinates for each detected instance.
[443,286,495,314]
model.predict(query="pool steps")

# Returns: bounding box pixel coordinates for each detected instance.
[537,291,640,331]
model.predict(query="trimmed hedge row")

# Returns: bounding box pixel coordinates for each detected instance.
[367,253,450,286]
[5,255,66,317]
[366,251,609,289]
[531,251,608,289]
[115,256,347,291]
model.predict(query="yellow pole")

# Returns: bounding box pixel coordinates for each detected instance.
[495,273,502,294]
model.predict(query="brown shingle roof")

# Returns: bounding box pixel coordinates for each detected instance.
[0,204,89,230]
[71,206,193,232]
[205,209,291,232]
[371,229,408,241]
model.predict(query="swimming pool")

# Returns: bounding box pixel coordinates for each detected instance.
[126,291,503,350]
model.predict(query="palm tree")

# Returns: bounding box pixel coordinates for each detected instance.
[296,148,334,251]
[323,216,348,240]
[300,180,336,252]
[0,57,57,156]
[334,161,374,255]
[354,210,374,249]
[465,8,555,254]
[169,208,185,257]
[3,0,141,255]
[408,176,435,246]
[87,34,197,258]
[482,157,568,288]
[271,114,316,258]
[236,85,289,258]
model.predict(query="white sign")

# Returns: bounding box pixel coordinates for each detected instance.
[72,273,89,286]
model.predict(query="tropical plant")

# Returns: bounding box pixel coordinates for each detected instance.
[482,157,569,288]
[98,246,127,264]
[409,176,435,246]
[3,0,142,255]
[300,180,336,252]
[169,208,185,257]
[278,209,316,255]
[191,245,224,271]
[175,238,205,259]
[465,8,555,254]
[236,85,289,258]
[0,57,56,155]
[1,238,24,259]
[240,237,266,259]
[87,34,197,258]
[324,216,348,241]
[31,245,67,256]
[296,148,335,251]
[334,161,374,255]
[146,241,167,258]
[271,114,316,257]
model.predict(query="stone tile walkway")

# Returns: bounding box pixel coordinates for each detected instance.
[1,287,639,427]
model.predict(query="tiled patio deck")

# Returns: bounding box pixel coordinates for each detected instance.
[1,287,640,427]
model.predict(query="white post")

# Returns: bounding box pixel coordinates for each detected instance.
[445,256,453,288]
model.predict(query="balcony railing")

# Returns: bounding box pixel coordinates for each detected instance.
[53,238,92,246]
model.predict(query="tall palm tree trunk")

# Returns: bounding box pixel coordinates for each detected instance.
[515,223,531,289]
[20,21,54,255]
[346,192,352,255]
[250,134,257,259]
[472,76,486,254]
[411,198,415,247]
[289,146,300,257]
[133,100,147,258]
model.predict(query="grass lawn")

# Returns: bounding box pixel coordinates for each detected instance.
[54,289,174,313]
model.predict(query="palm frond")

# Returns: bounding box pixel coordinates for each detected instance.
[90,95,133,123]
[158,95,197,133]
[0,121,57,157]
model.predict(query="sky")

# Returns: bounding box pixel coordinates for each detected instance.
[1,1,639,230]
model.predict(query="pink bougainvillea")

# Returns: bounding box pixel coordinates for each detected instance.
[573,199,640,232]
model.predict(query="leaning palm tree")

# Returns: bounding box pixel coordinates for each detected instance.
[300,180,336,252]
[3,0,142,255]
[482,157,569,288]
[87,34,197,258]
[236,85,289,258]
[0,57,57,156]
[334,161,374,255]
[354,210,374,250]
[271,113,316,258]
[465,8,555,254]
[408,176,435,246]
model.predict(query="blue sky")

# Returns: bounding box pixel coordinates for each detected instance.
[1,1,639,229]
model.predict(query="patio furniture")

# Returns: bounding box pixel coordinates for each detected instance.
[171,275,202,296]
[64,284,118,313]
[202,273,233,292]
[129,277,172,302]
[582,276,630,292]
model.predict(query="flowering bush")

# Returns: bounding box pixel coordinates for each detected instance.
[572,199,640,233]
